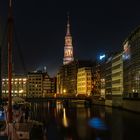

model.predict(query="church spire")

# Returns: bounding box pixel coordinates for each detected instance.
[66,14,70,36]
[63,14,74,65]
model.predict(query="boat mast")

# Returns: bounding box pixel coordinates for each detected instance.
[8,0,13,123]
[0,17,1,103]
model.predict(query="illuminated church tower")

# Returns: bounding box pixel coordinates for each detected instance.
[63,15,74,65]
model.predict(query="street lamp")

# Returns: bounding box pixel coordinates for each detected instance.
[63,89,66,95]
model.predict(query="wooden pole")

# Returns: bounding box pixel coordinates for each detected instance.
[8,0,13,123]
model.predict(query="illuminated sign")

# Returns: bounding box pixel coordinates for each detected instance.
[123,41,131,60]
[99,54,105,60]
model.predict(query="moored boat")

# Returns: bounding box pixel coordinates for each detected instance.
[0,0,44,139]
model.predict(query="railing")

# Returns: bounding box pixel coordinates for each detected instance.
[123,92,140,100]
[25,96,92,102]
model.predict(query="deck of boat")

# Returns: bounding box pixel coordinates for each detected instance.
[0,105,43,140]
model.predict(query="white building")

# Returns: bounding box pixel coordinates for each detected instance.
[112,52,123,107]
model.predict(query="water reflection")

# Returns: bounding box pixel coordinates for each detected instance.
[30,101,140,140]
[62,108,69,128]
[56,100,63,113]
[88,118,108,130]
[76,108,88,139]
[87,107,91,118]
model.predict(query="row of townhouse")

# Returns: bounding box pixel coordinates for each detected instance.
[2,71,56,98]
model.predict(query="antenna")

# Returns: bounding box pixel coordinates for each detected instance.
[9,0,12,7]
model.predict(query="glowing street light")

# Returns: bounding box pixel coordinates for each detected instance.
[63,89,66,94]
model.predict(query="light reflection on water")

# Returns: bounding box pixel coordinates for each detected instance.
[30,101,140,140]
[62,108,69,128]
[88,118,108,130]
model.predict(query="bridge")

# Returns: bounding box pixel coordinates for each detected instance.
[1,96,93,107]
[25,96,92,107]
[25,96,92,102]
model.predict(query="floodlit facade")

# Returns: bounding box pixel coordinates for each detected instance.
[2,75,27,98]
[57,60,94,95]
[105,56,113,106]
[112,52,123,106]
[63,15,74,65]
[77,67,93,96]
[105,56,113,99]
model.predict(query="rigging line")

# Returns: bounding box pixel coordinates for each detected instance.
[13,23,27,74]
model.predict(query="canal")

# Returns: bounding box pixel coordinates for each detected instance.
[30,101,140,140]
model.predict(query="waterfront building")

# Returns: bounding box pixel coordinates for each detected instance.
[58,60,77,95]
[56,15,75,95]
[123,26,140,98]
[27,71,55,97]
[93,59,106,99]
[112,51,123,107]
[42,72,52,97]
[63,15,74,65]
[93,53,119,100]
[57,60,94,95]
[2,75,27,98]
[27,71,43,97]
[105,56,113,106]
[105,56,112,97]
[77,67,93,96]
[56,72,61,94]
[92,64,101,98]
[57,15,94,96]
[50,77,56,94]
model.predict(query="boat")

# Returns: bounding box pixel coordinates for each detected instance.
[0,1,43,139]
[0,105,6,135]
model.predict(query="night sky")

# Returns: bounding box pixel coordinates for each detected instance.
[0,0,140,76]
